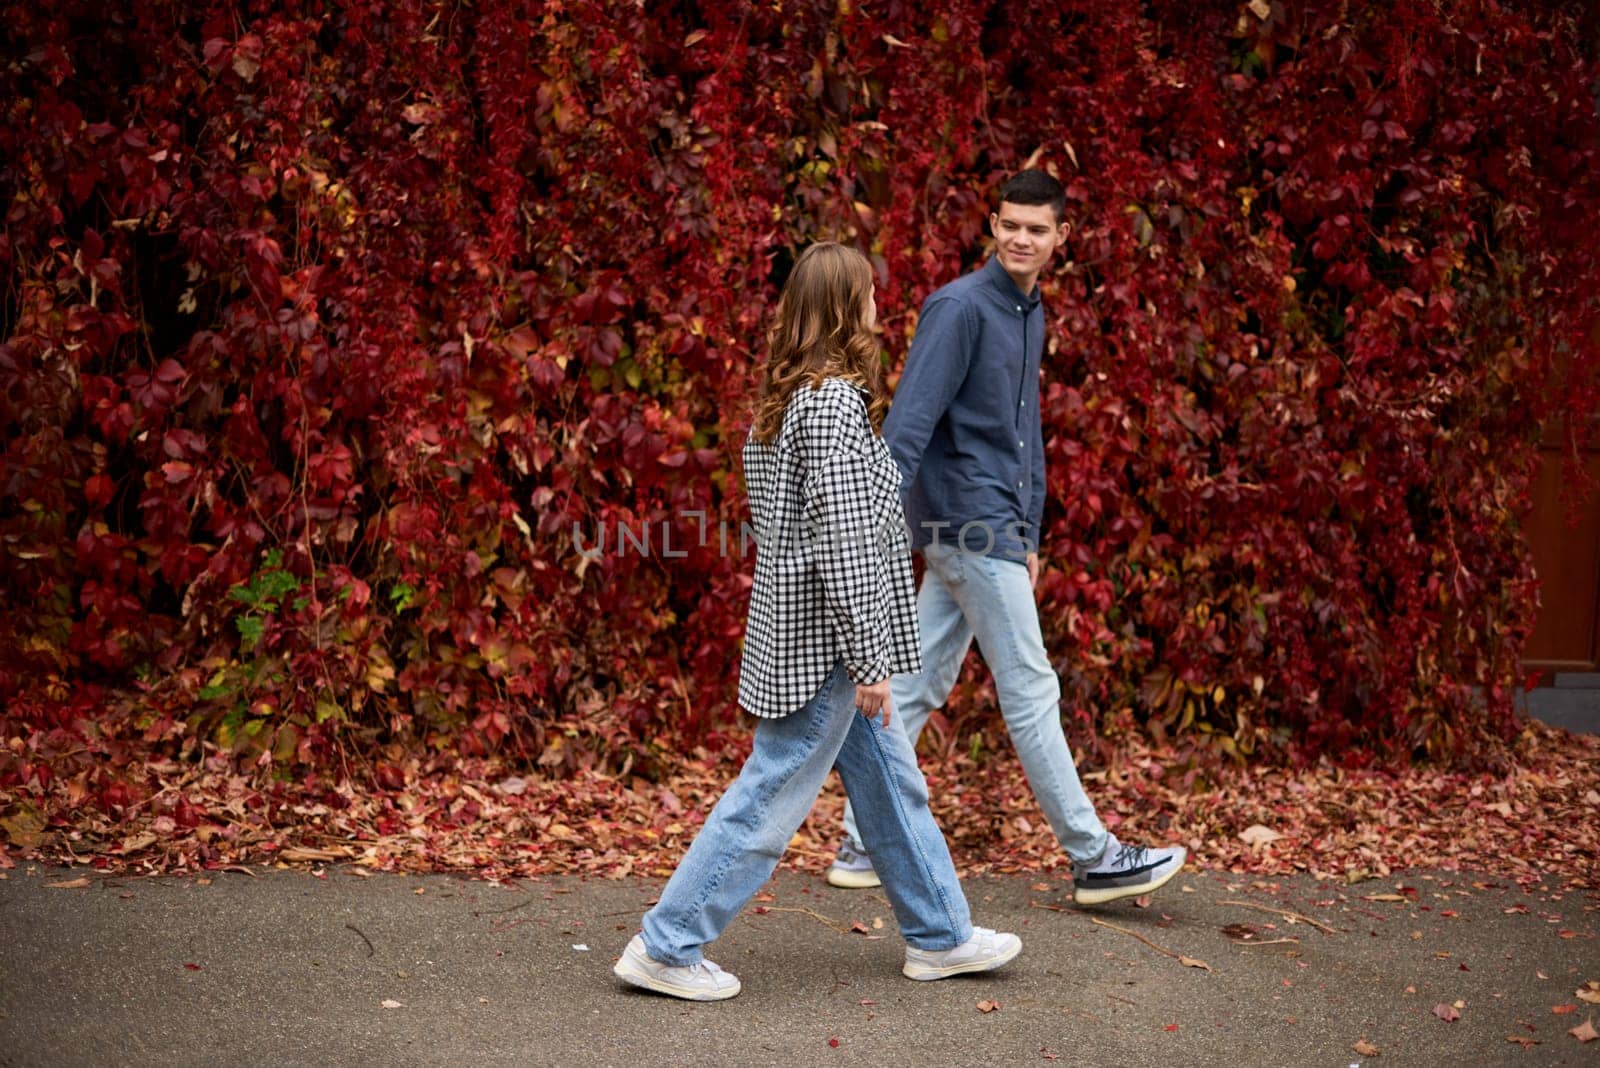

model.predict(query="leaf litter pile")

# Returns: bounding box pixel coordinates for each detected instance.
[2,719,1595,894]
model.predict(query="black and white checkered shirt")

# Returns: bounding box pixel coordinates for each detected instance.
[737,377,923,719]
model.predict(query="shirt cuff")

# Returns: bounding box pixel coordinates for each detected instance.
[846,655,890,687]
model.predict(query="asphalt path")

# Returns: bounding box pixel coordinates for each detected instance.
[1,863,1596,1066]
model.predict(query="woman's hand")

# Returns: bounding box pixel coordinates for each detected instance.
[855,678,892,728]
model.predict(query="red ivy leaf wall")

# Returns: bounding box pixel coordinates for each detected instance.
[1,0,1597,787]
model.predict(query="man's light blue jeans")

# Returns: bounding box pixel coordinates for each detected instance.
[843,542,1109,864]
[642,661,973,966]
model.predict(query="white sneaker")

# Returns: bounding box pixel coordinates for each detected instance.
[613,934,742,1001]
[902,926,1022,981]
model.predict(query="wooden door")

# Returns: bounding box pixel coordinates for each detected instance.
[1524,424,1600,673]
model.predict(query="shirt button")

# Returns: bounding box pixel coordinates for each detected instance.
[1015,305,1022,312]
[1017,481,1024,489]
[1017,439,1024,449]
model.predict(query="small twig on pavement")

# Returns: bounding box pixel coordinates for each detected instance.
[344,923,375,958]
[1231,937,1301,947]
[1107,994,1138,1007]
[1028,900,1066,912]
[1216,900,1336,934]
[760,906,851,934]
[1090,917,1180,958]
[1089,918,1212,971]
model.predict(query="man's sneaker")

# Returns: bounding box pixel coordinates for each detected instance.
[903,926,1022,980]
[1071,834,1188,906]
[825,840,882,889]
[612,934,741,1001]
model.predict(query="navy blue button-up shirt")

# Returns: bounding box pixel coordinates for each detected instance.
[884,255,1046,562]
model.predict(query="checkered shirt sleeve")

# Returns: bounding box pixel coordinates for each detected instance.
[737,378,922,719]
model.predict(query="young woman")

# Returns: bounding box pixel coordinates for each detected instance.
[613,243,1021,1001]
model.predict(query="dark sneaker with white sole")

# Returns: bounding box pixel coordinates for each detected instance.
[825,840,882,889]
[1071,835,1188,905]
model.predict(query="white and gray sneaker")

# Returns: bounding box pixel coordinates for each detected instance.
[1071,834,1187,906]
[825,840,882,889]
[613,934,742,1001]
[902,926,1022,981]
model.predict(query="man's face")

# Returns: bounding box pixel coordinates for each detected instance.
[990,201,1068,283]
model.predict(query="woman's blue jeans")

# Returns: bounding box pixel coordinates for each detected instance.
[641,661,973,966]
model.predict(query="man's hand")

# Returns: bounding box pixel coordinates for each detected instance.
[855,678,892,729]
[1026,551,1040,590]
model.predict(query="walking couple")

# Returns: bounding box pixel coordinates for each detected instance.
[614,171,1186,1001]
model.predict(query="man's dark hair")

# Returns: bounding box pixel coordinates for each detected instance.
[999,169,1066,223]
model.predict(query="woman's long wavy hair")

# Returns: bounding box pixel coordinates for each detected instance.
[750,242,887,443]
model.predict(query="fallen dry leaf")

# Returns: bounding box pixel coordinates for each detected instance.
[1505,1035,1541,1050]
[1352,1037,1381,1056]
[381,999,402,1009]
[1553,1004,1579,1015]
[1577,982,1600,1005]
[849,921,870,935]
[977,1000,1000,1014]
[46,876,89,889]
[1433,1004,1461,1022]
[1238,824,1282,847]
[1570,1018,1599,1043]
[1,809,49,848]
[278,846,350,862]
[121,832,158,853]
[1179,955,1213,972]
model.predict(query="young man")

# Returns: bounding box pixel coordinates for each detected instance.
[828,170,1187,905]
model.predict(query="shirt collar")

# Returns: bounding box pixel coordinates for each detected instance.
[984,255,1041,311]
